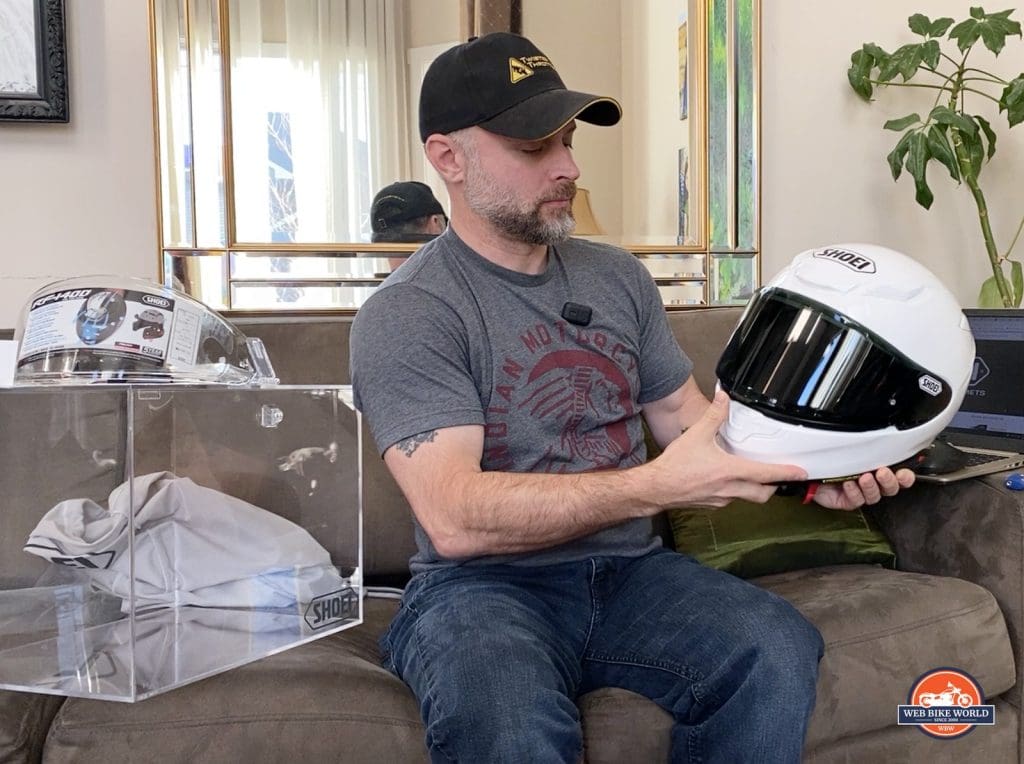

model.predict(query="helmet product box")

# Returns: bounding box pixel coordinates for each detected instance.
[716,244,975,480]
[13,276,277,386]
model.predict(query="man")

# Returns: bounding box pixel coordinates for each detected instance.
[370,181,448,244]
[351,32,914,763]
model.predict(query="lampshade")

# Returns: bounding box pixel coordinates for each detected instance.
[571,188,605,235]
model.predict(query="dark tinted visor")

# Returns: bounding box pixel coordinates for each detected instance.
[716,288,951,431]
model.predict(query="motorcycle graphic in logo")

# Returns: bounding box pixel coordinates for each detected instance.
[898,667,995,738]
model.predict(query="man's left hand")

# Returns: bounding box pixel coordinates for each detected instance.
[811,467,915,511]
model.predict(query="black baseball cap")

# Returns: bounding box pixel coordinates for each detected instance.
[370,181,446,243]
[418,32,621,142]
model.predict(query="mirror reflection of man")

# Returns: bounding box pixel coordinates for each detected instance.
[371,181,448,272]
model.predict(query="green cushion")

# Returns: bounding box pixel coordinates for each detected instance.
[668,498,897,579]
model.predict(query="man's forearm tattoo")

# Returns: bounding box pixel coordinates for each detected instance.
[396,430,438,457]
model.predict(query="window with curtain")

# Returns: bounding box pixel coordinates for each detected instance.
[229,0,410,244]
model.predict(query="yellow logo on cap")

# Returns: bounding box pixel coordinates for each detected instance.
[509,57,534,83]
[508,55,554,84]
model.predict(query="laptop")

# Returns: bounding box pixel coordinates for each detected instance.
[917,308,1024,483]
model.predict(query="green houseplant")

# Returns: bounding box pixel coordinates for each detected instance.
[848,7,1024,306]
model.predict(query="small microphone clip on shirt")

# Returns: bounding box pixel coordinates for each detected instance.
[561,302,593,327]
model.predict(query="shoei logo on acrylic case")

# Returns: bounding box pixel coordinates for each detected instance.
[304,586,358,630]
[898,667,995,739]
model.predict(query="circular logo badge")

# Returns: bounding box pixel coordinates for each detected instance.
[908,668,985,739]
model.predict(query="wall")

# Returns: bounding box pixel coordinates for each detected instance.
[407,0,459,48]
[762,0,1024,306]
[0,0,157,329]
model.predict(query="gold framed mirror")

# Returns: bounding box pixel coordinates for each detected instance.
[151,0,759,311]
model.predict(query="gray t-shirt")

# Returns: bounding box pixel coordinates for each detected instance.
[351,229,693,572]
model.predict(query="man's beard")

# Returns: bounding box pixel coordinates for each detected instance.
[463,159,577,245]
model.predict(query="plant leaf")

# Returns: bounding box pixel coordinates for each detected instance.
[886,131,914,180]
[950,18,984,51]
[929,105,977,135]
[905,131,934,208]
[927,125,960,181]
[921,39,941,68]
[909,13,932,36]
[930,17,955,37]
[979,276,1005,307]
[889,43,926,81]
[981,16,1022,54]
[1013,260,1024,306]
[975,114,997,159]
[960,127,986,180]
[876,44,923,82]
[864,43,888,59]
[1000,75,1024,126]
[884,113,921,131]
[848,48,875,100]
[951,9,1022,55]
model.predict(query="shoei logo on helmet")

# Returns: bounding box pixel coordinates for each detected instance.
[812,247,877,273]
[141,294,171,309]
[919,374,943,397]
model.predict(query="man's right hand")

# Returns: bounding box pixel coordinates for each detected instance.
[645,390,807,509]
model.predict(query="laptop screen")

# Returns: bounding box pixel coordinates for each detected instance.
[945,309,1024,447]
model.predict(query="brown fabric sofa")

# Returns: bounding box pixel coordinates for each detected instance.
[0,307,1019,762]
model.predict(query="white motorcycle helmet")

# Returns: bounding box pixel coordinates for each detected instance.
[716,243,974,480]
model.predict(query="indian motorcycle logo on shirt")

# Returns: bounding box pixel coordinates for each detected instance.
[484,320,639,473]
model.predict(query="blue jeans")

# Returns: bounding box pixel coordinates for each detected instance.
[381,548,824,763]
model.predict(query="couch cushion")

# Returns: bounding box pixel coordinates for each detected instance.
[0,690,64,762]
[579,687,671,762]
[44,599,427,764]
[666,307,743,397]
[757,564,1016,748]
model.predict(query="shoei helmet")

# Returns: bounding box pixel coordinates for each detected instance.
[715,244,974,480]
[13,276,277,386]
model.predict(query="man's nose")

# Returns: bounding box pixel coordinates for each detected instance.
[553,144,580,181]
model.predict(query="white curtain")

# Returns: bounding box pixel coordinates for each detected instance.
[230,0,410,243]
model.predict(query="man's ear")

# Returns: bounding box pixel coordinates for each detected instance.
[425,134,463,183]
[426,214,447,234]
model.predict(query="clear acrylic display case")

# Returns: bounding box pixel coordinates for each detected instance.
[0,385,361,702]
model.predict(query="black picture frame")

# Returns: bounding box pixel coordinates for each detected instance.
[0,0,69,123]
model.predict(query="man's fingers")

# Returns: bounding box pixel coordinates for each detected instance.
[689,390,730,439]
[856,473,882,505]
[895,467,916,489]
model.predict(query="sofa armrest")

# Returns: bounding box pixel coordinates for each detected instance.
[869,474,1023,707]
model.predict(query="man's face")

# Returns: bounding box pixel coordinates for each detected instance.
[457,123,581,245]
